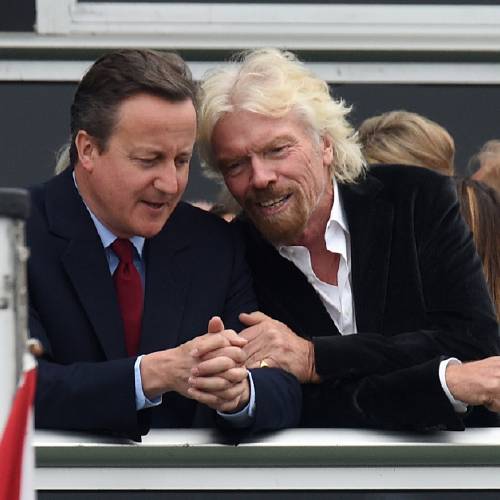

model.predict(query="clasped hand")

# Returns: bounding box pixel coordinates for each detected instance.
[239,311,319,383]
[141,316,249,413]
[187,316,250,413]
[446,356,500,412]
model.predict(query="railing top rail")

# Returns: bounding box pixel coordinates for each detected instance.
[35,428,500,468]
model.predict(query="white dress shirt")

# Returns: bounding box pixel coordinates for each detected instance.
[279,179,357,335]
[278,179,466,413]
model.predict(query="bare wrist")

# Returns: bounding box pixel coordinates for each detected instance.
[241,377,251,408]
[140,349,177,399]
[444,362,462,400]
[233,377,250,412]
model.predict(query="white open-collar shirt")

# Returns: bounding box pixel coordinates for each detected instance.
[278,179,357,335]
[277,178,465,413]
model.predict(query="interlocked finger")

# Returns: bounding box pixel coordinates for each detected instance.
[189,375,232,392]
[200,346,247,364]
[194,356,238,376]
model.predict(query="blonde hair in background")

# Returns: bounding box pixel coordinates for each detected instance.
[198,48,366,184]
[358,110,455,176]
[469,139,500,193]
[455,177,500,321]
[54,143,71,175]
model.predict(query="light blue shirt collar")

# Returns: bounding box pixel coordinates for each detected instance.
[72,171,145,256]
[89,211,145,257]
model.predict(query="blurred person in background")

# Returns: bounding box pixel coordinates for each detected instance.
[455,178,500,321]
[358,110,455,176]
[468,140,500,193]
[54,142,70,175]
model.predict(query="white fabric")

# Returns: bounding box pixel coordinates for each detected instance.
[277,179,464,412]
[278,179,357,335]
[439,357,468,413]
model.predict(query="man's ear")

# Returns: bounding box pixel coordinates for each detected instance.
[75,130,99,172]
[322,134,334,168]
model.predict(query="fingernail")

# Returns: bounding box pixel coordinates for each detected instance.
[190,349,199,357]
[191,367,199,376]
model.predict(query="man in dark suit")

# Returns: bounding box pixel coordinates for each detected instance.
[28,49,300,438]
[197,48,500,430]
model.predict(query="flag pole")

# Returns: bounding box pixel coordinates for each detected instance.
[0,188,30,434]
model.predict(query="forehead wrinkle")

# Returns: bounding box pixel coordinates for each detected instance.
[213,109,304,160]
[234,133,298,157]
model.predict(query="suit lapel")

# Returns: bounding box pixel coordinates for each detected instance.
[340,173,394,333]
[242,222,338,338]
[139,205,192,354]
[46,169,127,359]
[61,240,127,359]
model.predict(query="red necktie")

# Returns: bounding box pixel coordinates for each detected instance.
[111,238,143,356]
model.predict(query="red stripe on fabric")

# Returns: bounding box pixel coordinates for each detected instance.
[0,368,37,500]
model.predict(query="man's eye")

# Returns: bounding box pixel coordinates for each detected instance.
[136,157,157,167]
[175,157,191,168]
[228,161,242,170]
[267,145,289,157]
[220,159,243,175]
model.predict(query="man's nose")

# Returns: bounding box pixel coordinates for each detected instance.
[153,162,179,193]
[250,158,277,190]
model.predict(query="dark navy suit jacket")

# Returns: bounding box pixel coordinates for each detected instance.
[28,168,300,437]
[237,165,500,430]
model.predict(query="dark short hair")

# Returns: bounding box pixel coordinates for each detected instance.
[69,49,197,165]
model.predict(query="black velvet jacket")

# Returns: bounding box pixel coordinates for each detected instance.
[236,165,500,430]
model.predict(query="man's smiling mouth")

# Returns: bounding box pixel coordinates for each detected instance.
[256,193,291,209]
[143,201,166,210]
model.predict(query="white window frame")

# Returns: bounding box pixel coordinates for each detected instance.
[3,59,500,85]
[35,0,500,52]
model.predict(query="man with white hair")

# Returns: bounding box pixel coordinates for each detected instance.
[198,49,500,430]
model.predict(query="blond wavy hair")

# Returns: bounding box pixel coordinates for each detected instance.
[358,110,455,176]
[469,139,500,193]
[54,142,70,175]
[198,49,366,184]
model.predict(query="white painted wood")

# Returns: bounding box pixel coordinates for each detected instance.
[35,428,500,490]
[0,60,91,82]
[2,59,500,85]
[34,465,500,491]
[35,0,73,34]
[33,1,500,52]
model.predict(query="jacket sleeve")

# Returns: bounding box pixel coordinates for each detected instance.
[220,227,301,432]
[31,307,147,437]
[216,367,301,442]
[250,367,301,431]
[312,175,499,381]
[221,223,260,331]
[302,358,468,430]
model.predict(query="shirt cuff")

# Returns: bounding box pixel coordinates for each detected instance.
[217,370,256,427]
[134,355,162,410]
[439,357,468,414]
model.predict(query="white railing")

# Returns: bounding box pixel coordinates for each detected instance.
[35,427,500,491]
